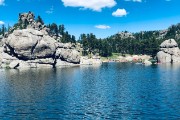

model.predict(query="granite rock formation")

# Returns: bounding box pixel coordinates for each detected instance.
[157,39,180,63]
[0,12,80,69]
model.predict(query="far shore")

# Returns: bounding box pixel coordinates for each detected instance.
[100,54,154,64]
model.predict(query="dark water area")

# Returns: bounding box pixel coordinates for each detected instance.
[0,63,180,119]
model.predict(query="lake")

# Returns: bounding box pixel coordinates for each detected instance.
[0,63,179,119]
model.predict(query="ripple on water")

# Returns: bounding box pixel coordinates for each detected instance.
[0,63,180,119]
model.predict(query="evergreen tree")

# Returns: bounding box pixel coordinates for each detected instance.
[36,15,44,25]
[59,24,65,35]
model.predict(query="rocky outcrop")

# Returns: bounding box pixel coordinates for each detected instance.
[0,12,81,69]
[157,39,180,63]
[1,28,80,69]
[4,29,56,60]
[117,31,135,39]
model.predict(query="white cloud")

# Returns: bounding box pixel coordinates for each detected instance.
[0,0,5,6]
[61,0,116,12]
[95,25,111,29]
[133,0,142,2]
[46,6,54,14]
[112,8,128,17]
[0,21,5,25]
[125,0,142,2]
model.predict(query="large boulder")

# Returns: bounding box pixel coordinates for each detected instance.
[66,49,80,63]
[56,48,80,64]
[4,29,56,60]
[157,39,180,63]
[1,28,81,68]
[9,61,19,69]
[157,51,171,63]
[143,60,152,66]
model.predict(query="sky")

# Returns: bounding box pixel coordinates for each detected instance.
[0,0,180,39]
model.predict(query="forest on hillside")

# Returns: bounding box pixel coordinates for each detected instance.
[78,23,180,57]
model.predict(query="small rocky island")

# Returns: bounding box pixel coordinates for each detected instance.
[0,12,82,69]
[157,39,180,63]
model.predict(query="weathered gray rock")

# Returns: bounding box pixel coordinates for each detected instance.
[18,60,34,68]
[160,39,178,48]
[27,58,55,65]
[1,52,18,63]
[56,48,80,64]
[9,61,19,69]
[172,55,180,63]
[118,31,135,39]
[157,39,180,63]
[1,28,80,68]
[56,59,76,67]
[4,29,56,60]
[157,51,172,63]
[33,37,56,59]
[143,60,152,66]
[67,49,80,63]
[160,47,180,56]
[0,47,3,67]
[63,43,72,49]
[80,57,92,65]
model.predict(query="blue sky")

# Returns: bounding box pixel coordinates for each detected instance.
[0,0,180,38]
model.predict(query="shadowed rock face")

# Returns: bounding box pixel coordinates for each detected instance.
[157,39,180,63]
[0,12,80,69]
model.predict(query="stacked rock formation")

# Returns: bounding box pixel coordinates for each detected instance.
[157,39,180,63]
[0,12,80,69]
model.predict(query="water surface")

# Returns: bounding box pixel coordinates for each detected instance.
[0,63,180,119]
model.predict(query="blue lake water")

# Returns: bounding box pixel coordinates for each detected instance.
[0,63,180,119]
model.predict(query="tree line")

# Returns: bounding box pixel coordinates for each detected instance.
[78,23,180,58]
[0,25,9,36]
[1,14,180,58]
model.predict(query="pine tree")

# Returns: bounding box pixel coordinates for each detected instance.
[36,15,44,25]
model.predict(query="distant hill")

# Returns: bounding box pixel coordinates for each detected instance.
[78,23,180,57]
[110,23,180,42]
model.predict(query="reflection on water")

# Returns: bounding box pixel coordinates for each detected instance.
[0,63,179,119]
